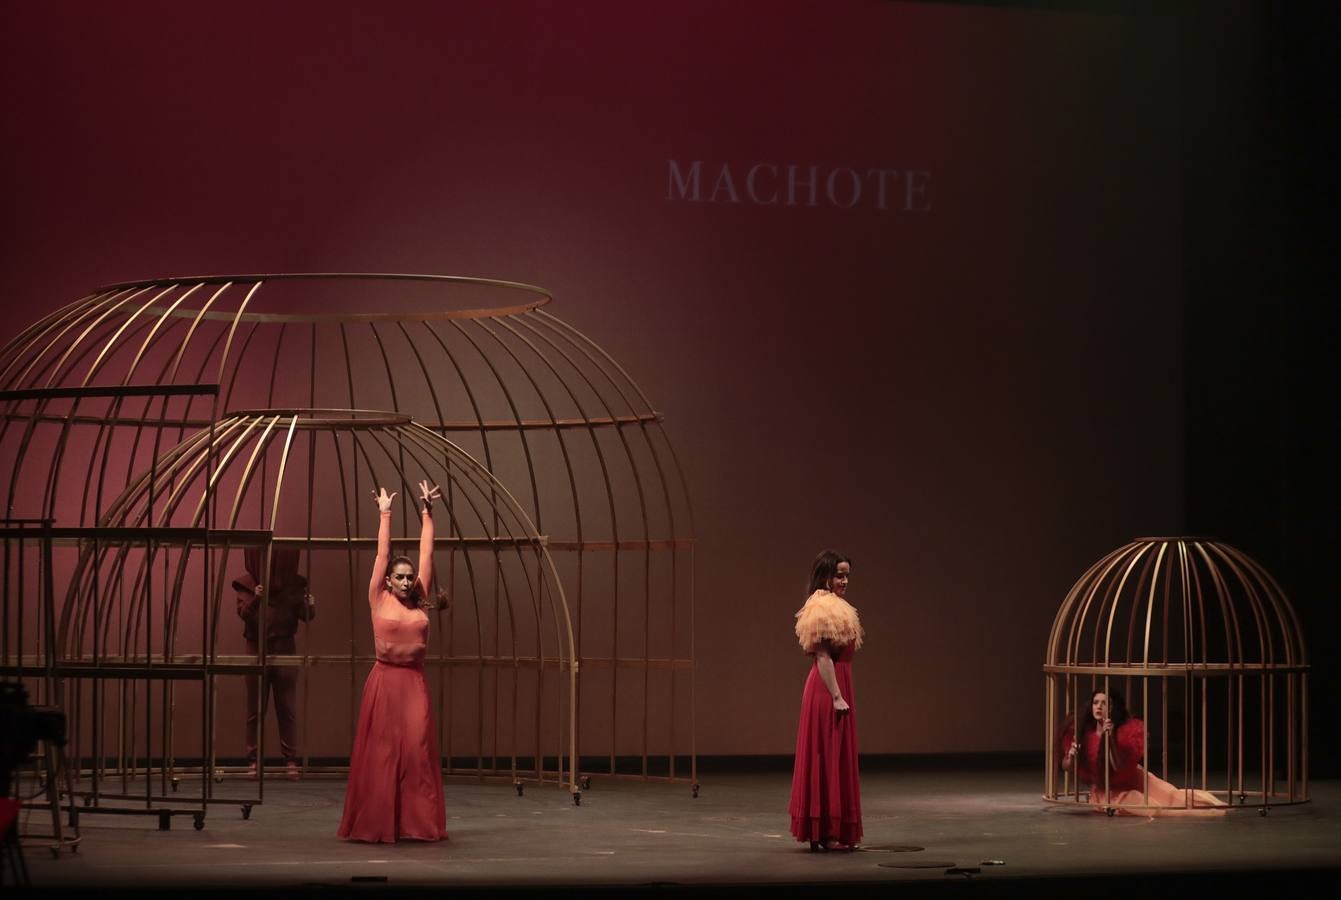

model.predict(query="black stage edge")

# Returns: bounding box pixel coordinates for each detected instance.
[15,870,1341,900]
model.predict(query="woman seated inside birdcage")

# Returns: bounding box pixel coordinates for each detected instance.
[1060,689,1227,816]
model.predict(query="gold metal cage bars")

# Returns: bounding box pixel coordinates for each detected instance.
[1044,537,1308,814]
[0,273,696,829]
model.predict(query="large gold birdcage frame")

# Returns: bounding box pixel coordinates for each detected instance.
[1044,537,1308,814]
[0,273,696,830]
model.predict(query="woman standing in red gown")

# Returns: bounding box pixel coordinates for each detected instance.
[338,480,447,842]
[789,549,864,851]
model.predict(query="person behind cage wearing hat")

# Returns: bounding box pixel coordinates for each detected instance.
[234,546,315,781]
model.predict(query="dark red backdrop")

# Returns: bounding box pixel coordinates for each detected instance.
[1,0,1182,753]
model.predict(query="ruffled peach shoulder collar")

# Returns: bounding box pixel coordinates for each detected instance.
[793,589,864,653]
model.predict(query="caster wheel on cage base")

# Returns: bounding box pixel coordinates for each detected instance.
[171,777,180,793]
[82,796,93,807]
[158,812,171,831]
[1259,807,1269,817]
[573,791,581,807]
[193,813,205,831]
[242,804,253,820]
[691,783,699,799]
[579,776,591,791]
[214,771,223,785]
[515,782,524,797]
[1105,807,1115,817]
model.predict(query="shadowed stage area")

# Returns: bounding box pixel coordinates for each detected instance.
[13,763,1341,898]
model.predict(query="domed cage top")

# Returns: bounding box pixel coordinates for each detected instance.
[1044,537,1308,813]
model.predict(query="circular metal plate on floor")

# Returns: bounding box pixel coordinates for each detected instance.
[860,845,925,853]
[877,860,956,869]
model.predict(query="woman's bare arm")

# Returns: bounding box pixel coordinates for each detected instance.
[814,641,849,714]
[415,481,440,600]
[369,488,395,606]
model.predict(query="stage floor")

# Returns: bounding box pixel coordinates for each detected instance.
[15,765,1341,897]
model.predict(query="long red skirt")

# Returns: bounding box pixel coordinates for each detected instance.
[788,651,862,845]
[337,661,447,842]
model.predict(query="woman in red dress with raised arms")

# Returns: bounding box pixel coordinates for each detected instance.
[789,549,864,851]
[338,480,448,842]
